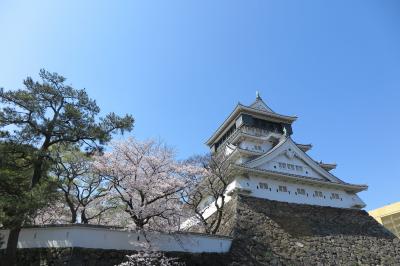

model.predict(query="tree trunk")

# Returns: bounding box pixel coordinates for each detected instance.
[31,139,51,188]
[31,157,44,188]
[3,226,21,266]
[71,211,77,224]
[81,209,88,224]
[65,195,77,223]
[211,196,225,235]
[133,217,145,230]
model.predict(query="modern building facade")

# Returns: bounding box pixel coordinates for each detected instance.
[202,93,367,216]
[369,202,400,237]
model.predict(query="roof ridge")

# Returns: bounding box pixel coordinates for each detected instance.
[249,94,275,113]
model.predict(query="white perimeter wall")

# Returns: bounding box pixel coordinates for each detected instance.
[0,226,232,253]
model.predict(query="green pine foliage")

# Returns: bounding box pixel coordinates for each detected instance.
[0,142,59,229]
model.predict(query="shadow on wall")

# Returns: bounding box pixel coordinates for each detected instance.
[0,233,4,249]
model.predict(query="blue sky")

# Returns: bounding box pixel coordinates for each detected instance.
[1,0,399,210]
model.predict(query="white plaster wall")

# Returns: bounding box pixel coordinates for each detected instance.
[259,154,324,180]
[235,176,365,209]
[0,226,231,253]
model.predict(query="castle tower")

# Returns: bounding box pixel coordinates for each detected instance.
[206,93,367,209]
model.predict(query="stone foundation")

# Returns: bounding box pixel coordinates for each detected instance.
[223,195,400,265]
[0,248,230,266]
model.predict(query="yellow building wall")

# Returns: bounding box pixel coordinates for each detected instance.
[369,202,400,238]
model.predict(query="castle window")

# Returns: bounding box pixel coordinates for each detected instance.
[314,191,323,197]
[279,185,287,192]
[331,193,340,199]
[297,188,305,195]
[259,182,268,189]
[253,145,262,151]
[278,162,303,172]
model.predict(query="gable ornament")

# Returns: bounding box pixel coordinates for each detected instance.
[285,149,295,159]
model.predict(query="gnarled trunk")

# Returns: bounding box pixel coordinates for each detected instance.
[31,138,51,188]
[31,160,43,188]
[4,226,21,266]
[65,195,77,223]
[81,209,88,224]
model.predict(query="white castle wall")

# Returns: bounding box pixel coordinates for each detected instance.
[236,176,365,209]
[0,225,232,253]
[181,172,365,230]
[181,173,364,230]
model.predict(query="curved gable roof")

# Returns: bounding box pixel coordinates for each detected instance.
[243,137,344,184]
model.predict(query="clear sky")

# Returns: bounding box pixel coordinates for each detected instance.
[1,0,399,210]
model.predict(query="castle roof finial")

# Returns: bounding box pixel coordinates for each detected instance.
[256,91,261,100]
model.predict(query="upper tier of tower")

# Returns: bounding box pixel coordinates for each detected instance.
[206,93,297,153]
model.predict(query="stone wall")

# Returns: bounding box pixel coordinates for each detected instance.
[0,248,230,266]
[223,195,400,265]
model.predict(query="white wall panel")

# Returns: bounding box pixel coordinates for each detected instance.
[0,226,232,253]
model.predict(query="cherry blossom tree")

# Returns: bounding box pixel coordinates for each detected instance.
[92,205,131,227]
[33,200,70,225]
[182,153,237,234]
[94,138,190,231]
[117,251,184,266]
[50,144,116,224]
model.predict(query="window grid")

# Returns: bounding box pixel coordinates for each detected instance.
[278,162,304,172]
[297,188,306,195]
[314,191,323,197]
[279,185,288,192]
[331,193,340,200]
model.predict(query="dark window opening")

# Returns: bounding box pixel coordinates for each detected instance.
[214,124,237,150]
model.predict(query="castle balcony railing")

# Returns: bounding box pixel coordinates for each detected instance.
[241,126,274,137]
[216,125,281,153]
[230,126,282,145]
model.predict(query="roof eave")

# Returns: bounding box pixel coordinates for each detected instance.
[319,163,337,171]
[295,143,313,152]
[205,104,241,146]
[234,165,368,193]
